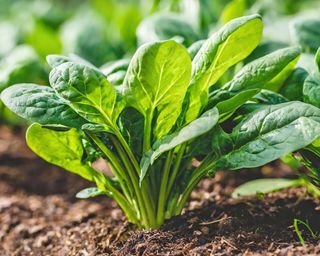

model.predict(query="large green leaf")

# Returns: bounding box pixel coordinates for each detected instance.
[213,102,320,171]
[1,84,86,128]
[49,62,123,127]
[222,47,301,93]
[26,123,96,181]
[140,107,219,182]
[123,40,191,139]
[185,14,263,122]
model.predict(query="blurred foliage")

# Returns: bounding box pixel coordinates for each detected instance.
[0,0,320,125]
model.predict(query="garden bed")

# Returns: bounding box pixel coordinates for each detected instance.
[0,125,319,256]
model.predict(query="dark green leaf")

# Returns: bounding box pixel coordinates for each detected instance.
[1,84,86,128]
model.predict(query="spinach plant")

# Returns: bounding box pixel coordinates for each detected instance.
[2,15,320,229]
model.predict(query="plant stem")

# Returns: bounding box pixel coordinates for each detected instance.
[156,151,173,225]
[85,132,134,202]
[166,144,186,200]
[111,136,157,228]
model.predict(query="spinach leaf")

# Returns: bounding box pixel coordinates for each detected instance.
[185,14,263,122]
[49,62,123,127]
[27,123,96,181]
[123,40,191,140]
[1,84,86,128]
[214,102,320,171]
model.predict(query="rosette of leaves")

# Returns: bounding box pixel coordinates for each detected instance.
[2,15,320,229]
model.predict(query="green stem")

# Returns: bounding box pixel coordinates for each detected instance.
[96,172,139,225]
[85,132,134,204]
[166,144,186,200]
[156,151,173,225]
[143,111,153,152]
[111,136,157,228]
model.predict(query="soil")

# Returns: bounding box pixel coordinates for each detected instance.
[0,125,319,256]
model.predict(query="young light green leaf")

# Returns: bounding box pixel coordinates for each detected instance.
[185,14,263,122]
[49,62,123,127]
[1,84,86,128]
[76,187,105,198]
[220,0,246,24]
[123,40,191,139]
[214,102,320,170]
[223,47,301,93]
[140,107,219,182]
[232,178,302,198]
[26,123,96,181]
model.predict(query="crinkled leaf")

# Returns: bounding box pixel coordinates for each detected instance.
[123,40,191,139]
[185,14,263,122]
[214,102,320,171]
[187,40,205,60]
[232,178,301,198]
[26,123,95,181]
[49,62,123,126]
[1,84,86,128]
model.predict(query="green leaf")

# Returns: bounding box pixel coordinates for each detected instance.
[214,89,259,122]
[100,59,130,77]
[0,45,47,92]
[185,14,263,122]
[220,0,246,24]
[46,54,98,70]
[232,178,302,198]
[140,107,219,182]
[76,187,105,198]
[49,62,123,127]
[214,102,320,171]
[123,40,191,139]
[303,72,320,108]
[1,84,86,128]
[137,13,199,47]
[281,68,308,101]
[292,18,320,53]
[253,90,288,105]
[187,40,205,60]
[222,47,301,93]
[26,123,96,181]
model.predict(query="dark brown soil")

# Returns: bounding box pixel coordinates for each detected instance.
[0,125,319,255]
